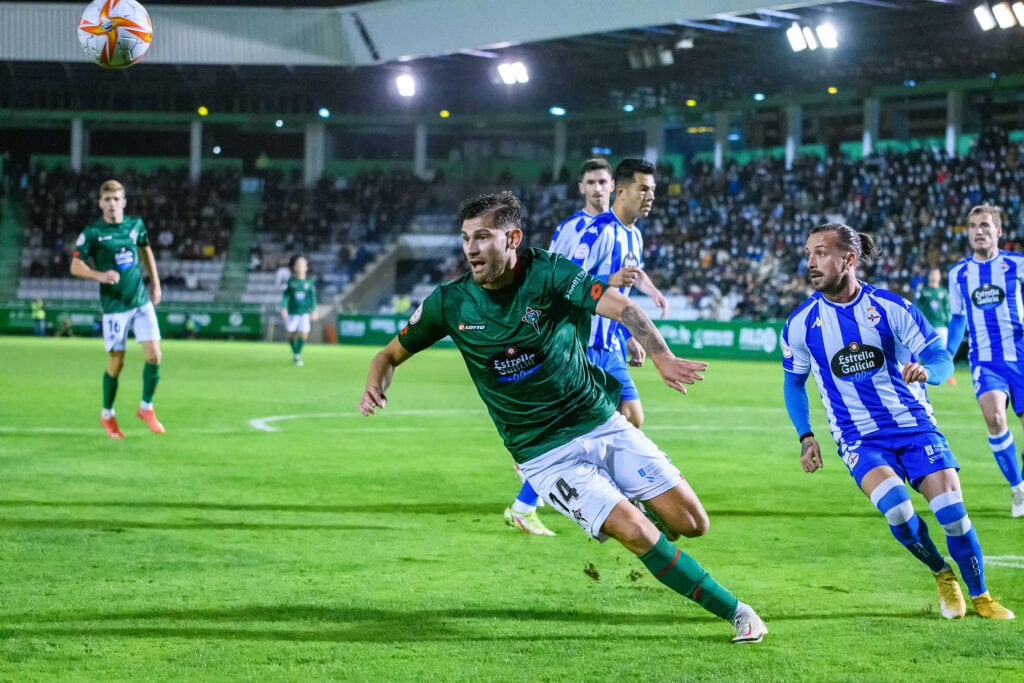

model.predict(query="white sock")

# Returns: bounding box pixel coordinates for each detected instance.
[511,500,536,515]
[139,401,153,411]
[101,408,115,419]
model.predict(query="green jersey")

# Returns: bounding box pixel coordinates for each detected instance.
[282,277,317,314]
[915,285,950,329]
[73,215,151,313]
[398,248,620,463]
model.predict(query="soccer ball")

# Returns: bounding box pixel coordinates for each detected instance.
[77,0,153,69]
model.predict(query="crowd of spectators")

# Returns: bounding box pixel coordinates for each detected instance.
[250,167,447,289]
[511,126,1023,321]
[21,164,240,279]
[13,127,1024,322]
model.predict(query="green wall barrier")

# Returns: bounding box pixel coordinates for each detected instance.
[0,301,262,339]
[337,314,784,360]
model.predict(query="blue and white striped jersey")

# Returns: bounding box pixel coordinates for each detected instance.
[948,251,1024,364]
[552,210,643,350]
[548,209,598,258]
[782,283,941,444]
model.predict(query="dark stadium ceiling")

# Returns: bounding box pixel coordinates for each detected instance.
[3,0,1024,119]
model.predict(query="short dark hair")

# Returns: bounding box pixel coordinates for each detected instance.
[810,222,879,264]
[458,191,522,231]
[614,158,655,186]
[579,158,612,179]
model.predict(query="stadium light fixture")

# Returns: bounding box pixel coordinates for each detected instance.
[396,74,416,97]
[498,62,529,84]
[802,26,819,50]
[274,119,283,128]
[974,4,998,30]
[549,106,566,117]
[816,23,838,49]
[1014,2,1024,25]
[991,2,1017,27]
[753,92,766,101]
[318,108,330,119]
[786,22,807,51]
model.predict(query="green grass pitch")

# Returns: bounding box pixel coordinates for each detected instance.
[1,336,1021,681]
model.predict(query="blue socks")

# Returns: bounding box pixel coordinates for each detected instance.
[988,430,1024,487]
[870,476,946,573]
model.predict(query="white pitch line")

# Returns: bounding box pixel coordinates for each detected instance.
[249,409,485,432]
[985,556,1024,570]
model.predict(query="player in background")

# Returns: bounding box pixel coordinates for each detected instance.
[565,157,670,428]
[504,158,617,535]
[548,158,615,256]
[946,205,1024,517]
[281,255,319,366]
[70,179,165,438]
[915,267,956,385]
[361,192,768,643]
[783,222,1013,620]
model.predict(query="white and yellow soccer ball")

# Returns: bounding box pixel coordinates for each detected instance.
[77,0,153,69]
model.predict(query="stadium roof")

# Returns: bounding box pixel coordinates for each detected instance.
[1,1,1023,118]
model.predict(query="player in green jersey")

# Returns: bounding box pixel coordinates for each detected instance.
[280,255,318,366]
[359,192,767,643]
[915,267,956,385]
[70,179,165,438]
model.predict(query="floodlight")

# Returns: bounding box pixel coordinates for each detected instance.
[396,74,416,97]
[992,2,1017,27]
[498,61,528,84]
[1014,2,1024,25]
[816,23,838,48]
[802,26,819,50]
[549,106,566,117]
[786,22,807,51]
[975,4,998,30]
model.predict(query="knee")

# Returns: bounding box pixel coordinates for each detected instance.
[619,403,644,429]
[604,506,660,555]
[107,357,125,376]
[674,511,709,538]
[145,348,162,365]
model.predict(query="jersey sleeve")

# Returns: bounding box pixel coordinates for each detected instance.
[551,253,606,316]
[891,297,939,356]
[781,314,811,375]
[947,264,965,316]
[574,223,613,273]
[136,219,150,247]
[73,230,91,261]
[397,286,449,353]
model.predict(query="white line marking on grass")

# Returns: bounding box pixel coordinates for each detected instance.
[986,556,1024,570]
[0,426,244,435]
[249,409,485,432]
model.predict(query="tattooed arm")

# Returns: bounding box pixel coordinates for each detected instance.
[595,288,707,395]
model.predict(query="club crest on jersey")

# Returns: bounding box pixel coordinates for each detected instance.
[840,441,860,469]
[623,253,640,268]
[864,306,881,326]
[522,307,542,333]
[971,283,1005,309]
[830,341,885,381]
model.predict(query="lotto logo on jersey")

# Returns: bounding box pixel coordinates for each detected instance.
[830,341,885,381]
[114,247,135,270]
[971,283,1005,309]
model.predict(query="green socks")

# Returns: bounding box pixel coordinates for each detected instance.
[102,372,118,410]
[639,533,739,620]
[142,362,160,403]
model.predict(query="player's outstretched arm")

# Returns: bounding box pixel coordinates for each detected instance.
[360,337,414,416]
[596,288,706,394]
